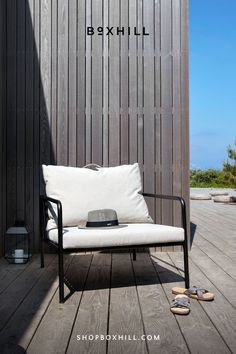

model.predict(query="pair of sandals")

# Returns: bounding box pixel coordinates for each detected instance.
[170,286,215,315]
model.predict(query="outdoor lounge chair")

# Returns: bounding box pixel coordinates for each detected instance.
[40,164,189,303]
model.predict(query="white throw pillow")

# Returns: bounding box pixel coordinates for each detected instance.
[42,163,153,228]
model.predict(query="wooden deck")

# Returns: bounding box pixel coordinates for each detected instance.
[1,192,236,353]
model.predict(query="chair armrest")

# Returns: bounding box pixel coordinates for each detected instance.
[40,195,63,249]
[142,193,187,240]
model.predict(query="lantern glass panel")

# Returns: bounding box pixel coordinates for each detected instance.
[5,223,30,264]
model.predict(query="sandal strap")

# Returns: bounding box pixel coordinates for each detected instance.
[184,286,209,299]
[171,297,190,309]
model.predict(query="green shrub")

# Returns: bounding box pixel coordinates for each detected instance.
[190,139,236,188]
[223,139,236,188]
[190,169,233,188]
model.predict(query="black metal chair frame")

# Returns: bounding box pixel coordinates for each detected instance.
[40,193,190,303]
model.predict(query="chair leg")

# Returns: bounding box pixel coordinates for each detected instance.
[58,248,64,303]
[183,242,190,289]
[133,249,136,261]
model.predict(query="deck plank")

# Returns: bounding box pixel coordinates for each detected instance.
[0,255,63,353]
[27,254,92,354]
[107,253,147,354]
[192,206,236,233]
[0,256,32,294]
[192,218,236,244]
[192,234,236,281]
[132,252,189,353]
[190,245,236,308]
[151,252,230,354]
[67,253,111,354]
[169,252,236,353]
[0,254,54,331]
[0,195,236,352]
[191,216,236,260]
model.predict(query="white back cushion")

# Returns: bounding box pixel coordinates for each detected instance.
[42,163,153,228]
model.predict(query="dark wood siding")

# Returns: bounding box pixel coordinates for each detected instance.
[0,0,7,256]
[0,0,189,253]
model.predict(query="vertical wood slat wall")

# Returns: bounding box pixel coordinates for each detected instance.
[0,0,189,254]
[0,1,7,256]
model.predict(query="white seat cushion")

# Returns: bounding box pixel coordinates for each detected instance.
[47,223,184,249]
[42,163,153,228]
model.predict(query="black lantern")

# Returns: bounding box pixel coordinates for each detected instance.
[4,221,30,264]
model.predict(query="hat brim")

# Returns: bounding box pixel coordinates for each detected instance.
[78,224,128,230]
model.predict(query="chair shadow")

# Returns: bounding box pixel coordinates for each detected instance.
[63,252,185,300]
[190,222,197,248]
[1,344,25,354]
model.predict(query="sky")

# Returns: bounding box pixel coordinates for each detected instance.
[189,0,236,170]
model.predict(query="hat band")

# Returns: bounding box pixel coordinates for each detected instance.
[86,220,118,227]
